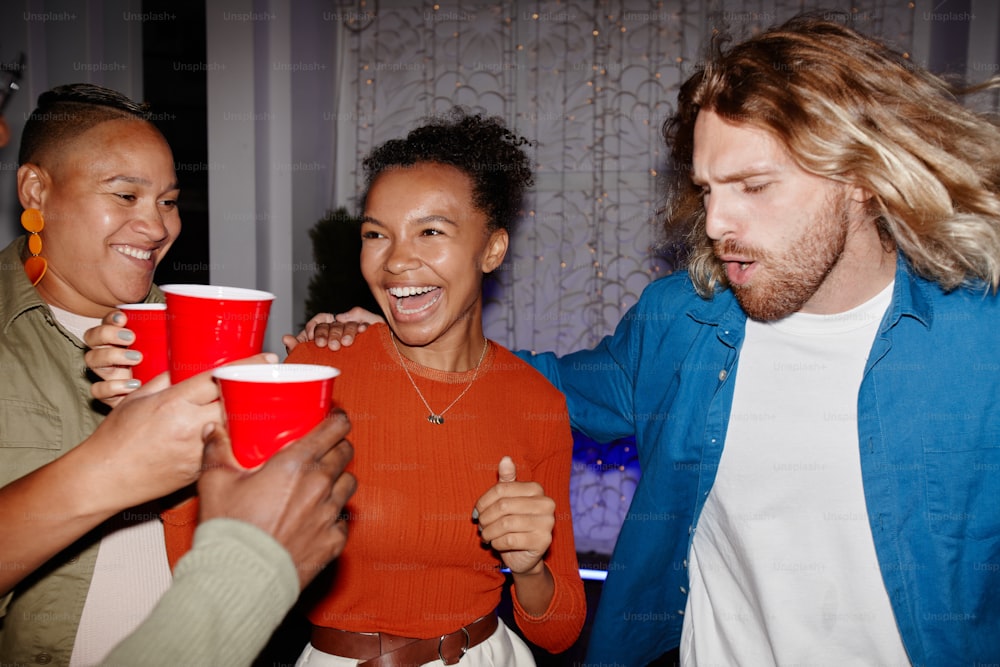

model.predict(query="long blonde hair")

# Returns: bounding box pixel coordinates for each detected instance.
[664,13,1000,296]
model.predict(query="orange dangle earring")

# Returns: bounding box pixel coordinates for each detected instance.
[21,208,47,286]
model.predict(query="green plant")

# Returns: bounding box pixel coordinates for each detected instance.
[302,207,381,327]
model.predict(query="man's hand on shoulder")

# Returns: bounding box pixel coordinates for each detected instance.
[282,307,384,353]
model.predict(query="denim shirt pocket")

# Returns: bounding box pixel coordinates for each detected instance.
[922,433,1000,541]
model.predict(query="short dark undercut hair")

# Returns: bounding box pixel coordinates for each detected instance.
[361,107,534,233]
[18,83,153,167]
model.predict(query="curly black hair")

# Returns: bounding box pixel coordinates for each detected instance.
[361,107,534,232]
[19,83,154,167]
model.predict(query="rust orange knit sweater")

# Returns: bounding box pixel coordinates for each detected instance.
[285,324,585,653]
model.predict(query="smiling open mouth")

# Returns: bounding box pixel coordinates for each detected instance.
[115,245,153,261]
[388,285,441,314]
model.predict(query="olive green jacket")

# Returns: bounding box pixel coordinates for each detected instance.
[0,237,164,665]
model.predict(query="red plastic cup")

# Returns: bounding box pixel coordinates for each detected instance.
[161,284,275,383]
[116,303,168,384]
[212,364,340,468]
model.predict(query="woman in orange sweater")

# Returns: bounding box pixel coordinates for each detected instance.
[286,109,585,665]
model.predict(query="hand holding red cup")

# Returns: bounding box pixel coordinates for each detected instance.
[115,303,168,383]
[213,364,341,468]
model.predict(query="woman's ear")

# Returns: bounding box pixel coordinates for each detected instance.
[17,163,49,210]
[481,228,509,274]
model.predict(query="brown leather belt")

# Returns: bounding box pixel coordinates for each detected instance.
[310,614,498,666]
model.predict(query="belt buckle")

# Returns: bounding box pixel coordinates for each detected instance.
[437,626,470,665]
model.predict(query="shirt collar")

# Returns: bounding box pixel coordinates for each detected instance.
[0,237,49,335]
[885,252,934,330]
[683,277,745,348]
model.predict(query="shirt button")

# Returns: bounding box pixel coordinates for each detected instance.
[718,369,727,381]
[35,653,53,664]
[683,559,688,568]
[680,586,688,594]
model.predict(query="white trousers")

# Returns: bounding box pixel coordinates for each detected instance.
[295,618,536,667]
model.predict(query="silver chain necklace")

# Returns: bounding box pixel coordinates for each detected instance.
[389,331,489,425]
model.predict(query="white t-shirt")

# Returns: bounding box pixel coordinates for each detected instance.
[47,305,172,666]
[680,283,910,666]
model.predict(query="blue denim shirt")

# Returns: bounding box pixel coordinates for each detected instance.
[520,255,1000,666]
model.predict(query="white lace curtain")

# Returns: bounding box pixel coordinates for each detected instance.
[329,0,916,355]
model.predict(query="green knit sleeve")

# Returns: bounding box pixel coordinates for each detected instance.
[100,518,299,667]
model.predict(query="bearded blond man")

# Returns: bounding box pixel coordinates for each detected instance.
[527,13,1000,666]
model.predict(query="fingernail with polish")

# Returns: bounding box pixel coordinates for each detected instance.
[125,379,141,389]
[471,507,479,522]
[118,330,135,342]
[124,350,142,361]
